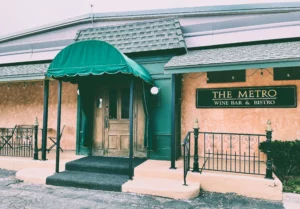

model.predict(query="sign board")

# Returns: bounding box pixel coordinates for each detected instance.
[196,86,297,108]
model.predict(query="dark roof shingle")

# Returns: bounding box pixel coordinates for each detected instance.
[75,18,186,53]
[0,63,49,78]
[165,41,300,69]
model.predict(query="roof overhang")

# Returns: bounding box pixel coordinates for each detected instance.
[0,63,49,82]
[164,41,300,74]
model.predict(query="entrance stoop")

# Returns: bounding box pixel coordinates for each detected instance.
[127,159,283,201]
[122,177,200,199]
[122,159,201,199]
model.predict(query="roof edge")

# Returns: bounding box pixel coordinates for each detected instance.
[1,2,300,43]
[0,75,46,83]
[164,59,300,76]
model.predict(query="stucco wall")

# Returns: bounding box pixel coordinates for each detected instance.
[0,80,77,150]
[182,68,300,141]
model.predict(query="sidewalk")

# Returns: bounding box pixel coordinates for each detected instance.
[283,193,300,209]
[0,151,83,183]
[0,151,81,170]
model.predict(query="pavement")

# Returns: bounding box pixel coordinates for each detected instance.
[0,168,285,209]
[283,193,300,209]
[0,151,82,172]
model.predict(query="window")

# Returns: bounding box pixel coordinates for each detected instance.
[121,88,130,119]
[207,70,246,83]
[274,67,300,80]
[109,89,117,119]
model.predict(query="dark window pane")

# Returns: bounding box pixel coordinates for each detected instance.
[274,67,300,80]
[121,88,130,119]
[207,70,245,83]
[109,89,117,119]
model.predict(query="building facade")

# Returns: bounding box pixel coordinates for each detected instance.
[1,2,300,164]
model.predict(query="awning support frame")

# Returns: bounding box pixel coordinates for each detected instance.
[55,80,62,173]
[129,78,134,179]
[41,80,49,161]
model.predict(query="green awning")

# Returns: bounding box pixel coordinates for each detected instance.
[47,40,153,84]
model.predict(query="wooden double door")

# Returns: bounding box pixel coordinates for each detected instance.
[93,82,146,157]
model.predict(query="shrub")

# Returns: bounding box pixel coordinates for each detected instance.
[259,140,300,178]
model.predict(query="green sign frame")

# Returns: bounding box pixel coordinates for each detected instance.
[196,85,297,108]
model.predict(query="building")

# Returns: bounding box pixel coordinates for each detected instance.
[1,2,300,200]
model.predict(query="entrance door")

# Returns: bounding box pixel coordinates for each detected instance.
[93,87,131,156]
[104,88,131,156]
[93,79,146,157]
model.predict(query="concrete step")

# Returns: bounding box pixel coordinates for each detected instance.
[66,156,145,175]
[134,159,184,181]
[46,170,129,192]
[16,168,55,184]
[122,177,200,199]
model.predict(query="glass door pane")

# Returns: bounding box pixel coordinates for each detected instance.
[109,89,117,119]
[121,88,130,119]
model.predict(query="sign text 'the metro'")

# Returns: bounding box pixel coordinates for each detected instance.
[196,86,297,108]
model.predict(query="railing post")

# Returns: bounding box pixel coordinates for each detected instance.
[183,140,186,186]
[33,117,39,160]
[265,120,273,179]
[192,119,200,172]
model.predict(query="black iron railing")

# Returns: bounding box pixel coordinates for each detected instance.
[200,132,265,175]
[0,124,39,158]
[182,120,273,185]
[182,131,191,186]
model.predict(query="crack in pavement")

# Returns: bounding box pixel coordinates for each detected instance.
[6,179,23,187]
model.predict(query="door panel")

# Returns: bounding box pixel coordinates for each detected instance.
[109,123,129,131]
[108,135,118,149]
[120,135,129,150]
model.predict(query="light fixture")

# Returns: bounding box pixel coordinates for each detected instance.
[232,76,235,80]
[150,86,159,95]
[77,89,80,95]
[287,73,291,77]
[260,69,264,77]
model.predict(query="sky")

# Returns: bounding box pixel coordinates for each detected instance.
[0,0,300,37]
